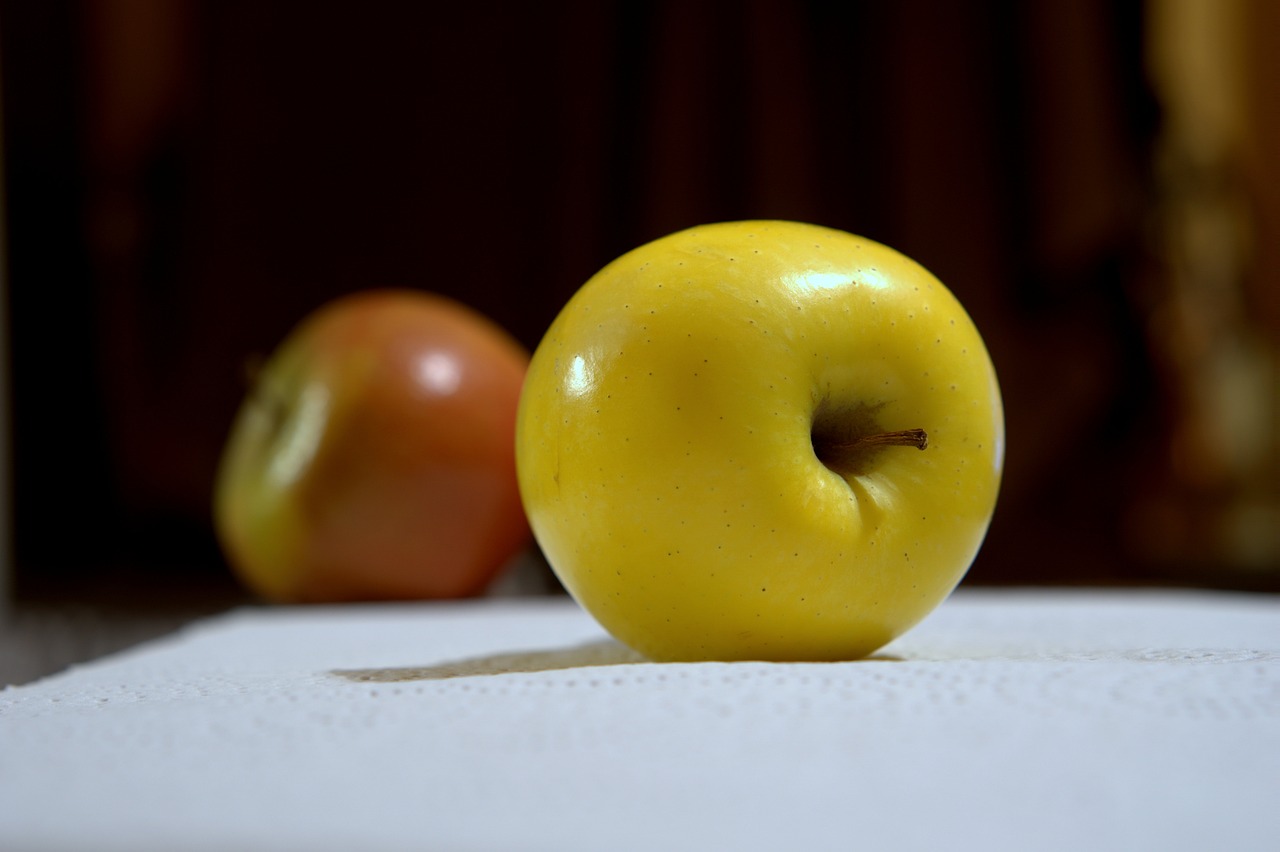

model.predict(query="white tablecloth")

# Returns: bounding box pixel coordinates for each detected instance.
[2,588,1278,851]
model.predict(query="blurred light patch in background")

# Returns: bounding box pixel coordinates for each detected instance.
[1127,0,1280,584]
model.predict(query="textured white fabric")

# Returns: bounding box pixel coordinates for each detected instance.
[2,588,1277,851]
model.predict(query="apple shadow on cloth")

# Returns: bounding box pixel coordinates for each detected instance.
[331,640,901,682]
[331,639,648,682]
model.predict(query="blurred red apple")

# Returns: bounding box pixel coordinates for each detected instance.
[213,289,531,602]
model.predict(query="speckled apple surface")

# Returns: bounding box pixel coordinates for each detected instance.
[2,589,1277,851]
[517,221,1004,662]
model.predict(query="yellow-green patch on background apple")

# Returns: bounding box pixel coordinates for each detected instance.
[517,221,1004,661]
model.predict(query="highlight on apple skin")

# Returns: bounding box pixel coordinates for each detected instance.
[516,220,1004,661]
[214,289,531,603]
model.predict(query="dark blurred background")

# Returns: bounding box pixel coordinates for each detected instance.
[2,0,1278,623]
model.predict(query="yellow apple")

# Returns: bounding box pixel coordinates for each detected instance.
[215,289,531,602]
[516,221,1004,661]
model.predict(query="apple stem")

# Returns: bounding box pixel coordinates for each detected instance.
[814,427,928,474]
[838,429,929,452]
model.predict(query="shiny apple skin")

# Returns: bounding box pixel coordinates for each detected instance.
[215,289,531,602]
[516,221,1004,661]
